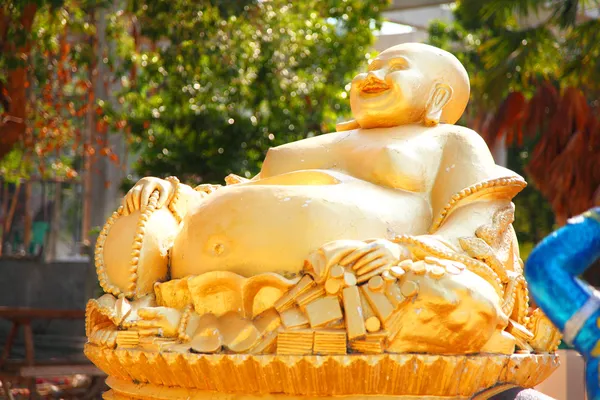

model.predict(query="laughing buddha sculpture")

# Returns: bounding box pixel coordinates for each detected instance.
[85,43,561,399]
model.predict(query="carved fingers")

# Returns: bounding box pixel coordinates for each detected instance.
[122,177,176,215]
[338,239,409,278]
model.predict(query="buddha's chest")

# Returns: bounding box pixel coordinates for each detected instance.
[335,133,445,192]
[262,128,446,193]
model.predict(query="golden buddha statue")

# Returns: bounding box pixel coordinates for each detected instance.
[85,43,561,400]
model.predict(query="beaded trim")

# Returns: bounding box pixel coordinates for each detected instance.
[95,191,161,299]
[165,176,183,224]
[393,234,503,298]
[430,176,527,234]
[86,298,118,337]
[501,273,526,321]
[177,305,194,342]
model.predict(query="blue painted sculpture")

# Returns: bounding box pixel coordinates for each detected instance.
[525,207,600,400]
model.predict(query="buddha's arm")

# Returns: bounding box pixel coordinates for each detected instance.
[427,127,524,248]
[396,129,528,320]
[259,132,349,178]
[429,200,513,252]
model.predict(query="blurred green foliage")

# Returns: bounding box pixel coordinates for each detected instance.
[428,0,600,108]
[105,0,387,184]
[0,0,113,182]
[425,0,600,255]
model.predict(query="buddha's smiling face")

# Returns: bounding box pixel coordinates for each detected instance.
[350,49,431,129]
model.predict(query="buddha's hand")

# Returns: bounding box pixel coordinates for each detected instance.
[122,177,176,215]
[133,307,182,337]
[339,239,410,277]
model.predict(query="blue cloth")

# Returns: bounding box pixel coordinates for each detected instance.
[525,207,600,400]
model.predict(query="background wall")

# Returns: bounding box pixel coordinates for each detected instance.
[0,260,92,360]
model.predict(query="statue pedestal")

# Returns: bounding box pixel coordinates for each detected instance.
[104,380,470,399]
[103,379,528,400]
[86,345,559,400]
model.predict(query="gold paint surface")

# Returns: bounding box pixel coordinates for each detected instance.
[86,346,558,398]
[343,286,366,340]
[88,43,563,398]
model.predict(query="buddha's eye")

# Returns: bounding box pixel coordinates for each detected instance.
[388,63,408,72]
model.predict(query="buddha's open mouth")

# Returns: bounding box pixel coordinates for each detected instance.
[360,81,390,94]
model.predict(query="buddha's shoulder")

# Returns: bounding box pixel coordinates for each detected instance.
[431,124,489,149]
[270,130,352,152]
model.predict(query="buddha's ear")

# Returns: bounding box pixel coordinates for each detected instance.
[424,83,453,126]
[336,119,360,132]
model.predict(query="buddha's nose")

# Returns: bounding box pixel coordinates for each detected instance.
[366,69,387,84]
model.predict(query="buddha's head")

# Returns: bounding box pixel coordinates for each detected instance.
[350,43,470,129]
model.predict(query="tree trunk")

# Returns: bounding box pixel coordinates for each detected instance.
[90,4,126,239]
[23,180,32,253]
[0,180,8,255]
[45,181,61,262]
[0,4,37,159]
[82,11,97,248]
[2,183,22,253]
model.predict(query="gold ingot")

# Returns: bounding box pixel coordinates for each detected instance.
[275,275,315,312]
[343,272,357,287]
[296,286,326,309]
[383,311,402,341]
[360,285,394,322]
[313,330,347,355]
[368,276,384,292]
[384,281,405,308]
[342,286,366,340]
[249,330,278,354]
[329,265,345,279]
[138,336,177,352]
[356,266,389,284]
[350,331,387,354]
[305,297,343,328]
[254,308,282,335]
[190,334,222,354]
[349,340,383,354]
[429,265,446,279]
[390,266,405,279]
[116,331,140,348]
[409,261,426,275]
[381,270,395,283]
[280,306,310,329]
[276,330,314,355]
[358,289,375,321]
[325,278,342,295]
[365,316,381,333]
[400,280,419,297]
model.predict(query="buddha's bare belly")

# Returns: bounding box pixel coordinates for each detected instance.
[171,170,431,278]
